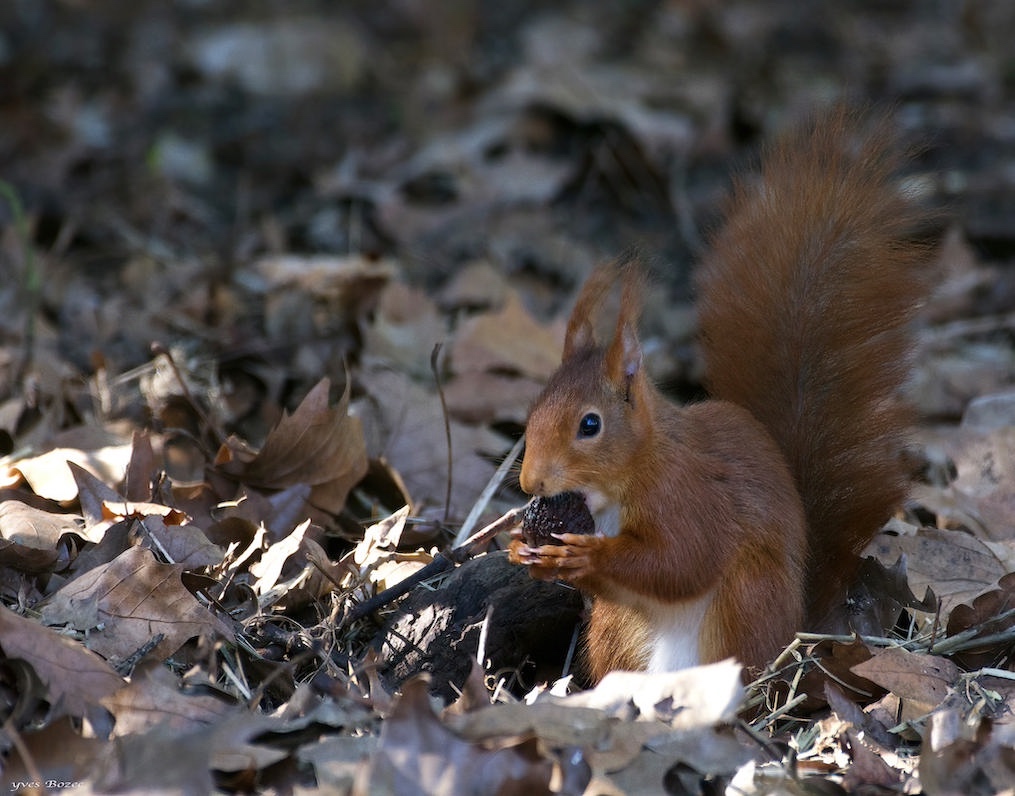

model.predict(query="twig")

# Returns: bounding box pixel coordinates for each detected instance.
[455,433,525,546]
[752,693,809,731]
[476,603,494,668]
[3,716,44,794]
[431,342,453,525]
[344,504,526,624]
[150,342,225,446]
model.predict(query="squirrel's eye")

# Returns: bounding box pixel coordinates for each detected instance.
[578,412,602,438]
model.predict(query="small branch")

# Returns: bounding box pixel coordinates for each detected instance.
[431,342,453,526]
[150,342,225,446]
[455,433,525,546]
[344,504,526,624]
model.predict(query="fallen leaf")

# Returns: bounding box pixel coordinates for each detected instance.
[450,290,563,381]
[217,377,368,515]
[250,519,310,596]
[870,527,1007,621]
[356,368,506,521]
[102,660,236,736]
[365,675,554,794]
[40,545,233,662]
[12,426,132,503]
[944,571,1015,669]
[851,647,960,713]
[0,604,124,718]
[0,499,79,549]
[0,717,103,788]
[362,281,448,375]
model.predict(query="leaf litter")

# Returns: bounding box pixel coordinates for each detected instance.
[2,2,1015,794]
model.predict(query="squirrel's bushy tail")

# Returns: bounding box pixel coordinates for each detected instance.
[695,108,933,626]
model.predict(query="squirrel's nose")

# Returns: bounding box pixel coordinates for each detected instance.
[518,460,545,496]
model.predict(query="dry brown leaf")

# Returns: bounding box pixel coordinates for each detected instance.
[363,675,554,795]
[219,483,312,541]
[870,526,1007,621]
[921,708,1015,793]
[89,711,277,794]
[945,571,1015,670]
[851,647,960,714]
[450,290,563,381]
[101,660,236,736]
[443,370,544,425]
[0,537,60,572]
[123,429,159,502]
[70,461,128,541]
[134,514,223,570]
[357,368,506,521]
[298,735,376,790]
[361,281,448,374]
[799,639,883,707]
[0,604,124,718]
[217,377,368,514]
[40,545,233,662]
[438,260,510,311]
[0,717,103,788]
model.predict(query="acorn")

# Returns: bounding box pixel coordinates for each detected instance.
[521,492,595,546]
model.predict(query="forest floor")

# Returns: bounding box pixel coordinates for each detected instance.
[2,1,1015,793]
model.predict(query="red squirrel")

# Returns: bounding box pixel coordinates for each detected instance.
[508,109,933,681]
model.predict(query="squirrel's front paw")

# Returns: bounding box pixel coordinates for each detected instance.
[508,533,600,582]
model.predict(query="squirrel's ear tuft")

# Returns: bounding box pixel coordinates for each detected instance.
[606,320,643,393]
[604,263,645,392]
[563,264,614,360]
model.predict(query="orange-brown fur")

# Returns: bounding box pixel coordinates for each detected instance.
[509,108,933,680]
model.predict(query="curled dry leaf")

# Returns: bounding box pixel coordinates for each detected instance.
[249,518,310,597]
[217,377,368,515]
[0,500,78,572]
[565,660,744,728]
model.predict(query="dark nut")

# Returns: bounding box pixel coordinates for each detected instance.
[521,492,595,546]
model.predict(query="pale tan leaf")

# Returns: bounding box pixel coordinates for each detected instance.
[12,426,132,503]
[250,519,310,595]
[0,500,79,548]
[450,290,563,380]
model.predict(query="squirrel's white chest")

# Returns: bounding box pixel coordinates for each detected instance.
[644,590,715,672]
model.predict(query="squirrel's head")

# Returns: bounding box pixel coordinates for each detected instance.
[520,262,652,509]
